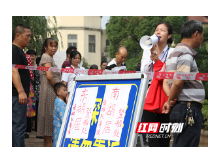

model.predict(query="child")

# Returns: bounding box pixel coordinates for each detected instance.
[53,82,69,147]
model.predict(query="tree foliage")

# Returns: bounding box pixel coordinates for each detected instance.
[106,16,188,57]
[195,27,208,99]
[82,57,90,69]
[12,16,63,56]
[106,16,188,70]
[106,16,208,98]
[201,99,208,129]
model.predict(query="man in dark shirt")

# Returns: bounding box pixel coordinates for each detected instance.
[12,24,31,147]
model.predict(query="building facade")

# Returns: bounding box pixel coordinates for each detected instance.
[101,29,110,63]
[47,16,110,69]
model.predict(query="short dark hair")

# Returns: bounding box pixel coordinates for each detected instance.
[26,49,37,56]
[70,51,81,61]
[54,82,67,96]
[12,24,30,42]
[41,38,58,56]
[155,22,173,44]
[66,46,77,57]
[181,20,203,39]
[90,64,98,69]
[101,61,107,65]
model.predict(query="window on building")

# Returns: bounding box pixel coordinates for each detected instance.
[68,43,77,47]
[106,39,109,46]
[89,35,95,52]
[68,34,77,48]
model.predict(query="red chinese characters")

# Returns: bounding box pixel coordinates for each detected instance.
[73,118,82,130]
[195,73,208,81]
[174,72,196,80]
[94,85,131,141]
[135,122,161,133]
[66,87,98,139]
[102,121,112,134]
[80,89,88,103]
[154,72,174,79]
[88,69,103,75]
[111,87,120,100]
[106,103,116,116]
[117,109,125,119]
[71,104,76,116]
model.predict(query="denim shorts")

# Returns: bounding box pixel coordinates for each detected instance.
[170,102,203,147]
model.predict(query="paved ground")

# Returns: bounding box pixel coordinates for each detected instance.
[25,131,43,147]
[25,129,208,147]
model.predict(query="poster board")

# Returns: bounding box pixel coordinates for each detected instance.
[57,73,149,147]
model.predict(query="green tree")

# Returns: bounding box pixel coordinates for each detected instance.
[195,27,208,99]
[82,57,90,69]
[106,16,188,70]
[125,55,142,71]
[12,16,62,56]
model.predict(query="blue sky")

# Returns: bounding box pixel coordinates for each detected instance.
[101,16,110,29]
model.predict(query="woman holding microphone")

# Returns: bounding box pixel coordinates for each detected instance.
[141,22,176,147]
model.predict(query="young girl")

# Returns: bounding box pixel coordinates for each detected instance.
[53,82,68,147]
[61,51,85,93]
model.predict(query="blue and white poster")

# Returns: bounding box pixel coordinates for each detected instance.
[58,74,147,147]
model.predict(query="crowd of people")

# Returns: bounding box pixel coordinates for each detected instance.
[12,19,205,147]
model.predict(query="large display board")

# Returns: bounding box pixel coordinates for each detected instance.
[57,73,148,147]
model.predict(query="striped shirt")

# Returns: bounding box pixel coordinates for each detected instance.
[166,43,205,103]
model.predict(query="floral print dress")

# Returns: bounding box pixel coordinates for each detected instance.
[37,53,61,137]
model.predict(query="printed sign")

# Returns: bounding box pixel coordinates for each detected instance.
[58,77,144,147]
[66,87,98,139]
[94,85,131,141]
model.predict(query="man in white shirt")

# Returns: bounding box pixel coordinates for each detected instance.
[105,47,127,71]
